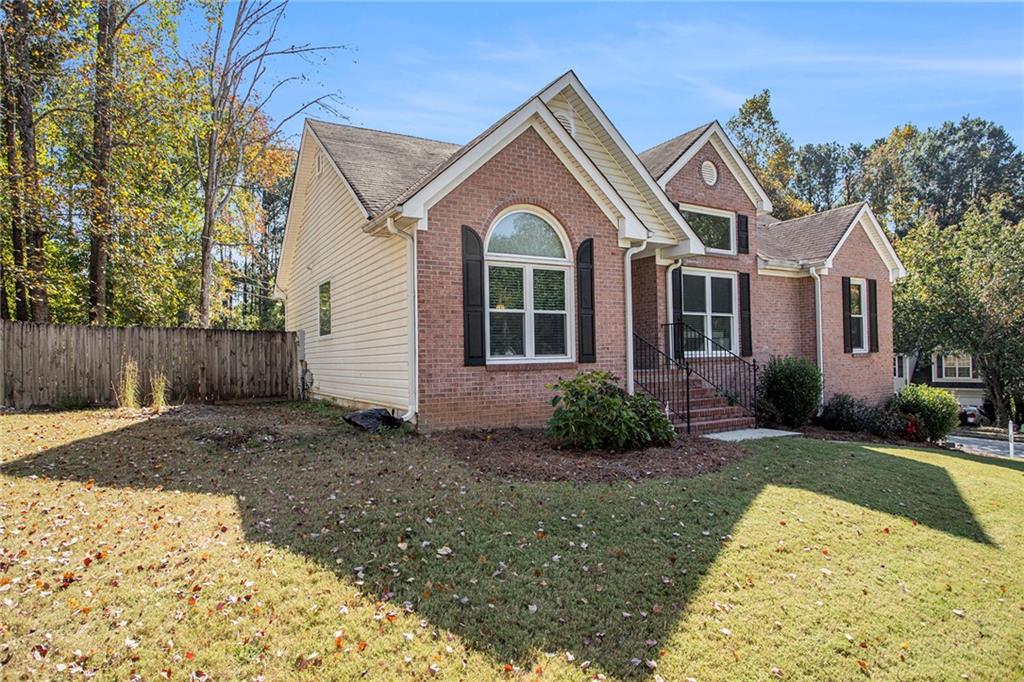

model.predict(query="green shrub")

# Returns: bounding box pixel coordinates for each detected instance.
[547,371,675,451]
[756,356,822,428]
[891,384,960,441]
[820,393,907,439]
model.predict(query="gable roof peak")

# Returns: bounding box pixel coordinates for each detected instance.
[637,121,715,179]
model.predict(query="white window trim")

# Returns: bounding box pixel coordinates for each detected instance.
[937,353,975,382]
[675,266,739,356]
[849,277,868,354]
[677,203,736,255]
[483,207,575,364]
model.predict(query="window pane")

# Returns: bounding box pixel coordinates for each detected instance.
[682,274,706,312]
[682,314,705,352]
[489,312,525,356]
[318,282,331,336]
[683,210,732,251]
[711,316,732,350]
[849,283,863,315]
[534,313,566,355]
[710,277,733,314]
[533,269,565,311]
[487,212,565,258]
[850,316,864,349]
[488,266,523,310]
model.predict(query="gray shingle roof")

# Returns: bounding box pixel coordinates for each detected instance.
[306,120,461,216]
[638,122,714,179]
[757,202,866,264]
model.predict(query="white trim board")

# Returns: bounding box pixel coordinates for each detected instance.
[826,204,907,282]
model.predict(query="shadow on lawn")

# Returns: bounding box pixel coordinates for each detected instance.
[0,406,996,677]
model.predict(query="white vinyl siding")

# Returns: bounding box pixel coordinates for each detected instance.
[548,89,677,244]
[283,132,410,410]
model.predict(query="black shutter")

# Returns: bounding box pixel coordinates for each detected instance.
[738,272,752,357]
[577,239,596,363]
[841,276,853,354]
[868,278,879,353]
[671,268,683,358]
[737,214,749,254]
[936,354,944,379]
[462,225,485,366]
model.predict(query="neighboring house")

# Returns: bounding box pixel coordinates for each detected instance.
[275,71,906,432]
[908,352,987,409]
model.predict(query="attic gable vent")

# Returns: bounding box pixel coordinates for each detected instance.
[701,160,718,186]
[315,152,324,176]
[553,105,575,137]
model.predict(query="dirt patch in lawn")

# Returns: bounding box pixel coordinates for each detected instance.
[432,428,749,483]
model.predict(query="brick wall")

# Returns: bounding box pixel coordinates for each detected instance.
[416,126,626,430]
[631,256,667,351]
[820,223,895,405]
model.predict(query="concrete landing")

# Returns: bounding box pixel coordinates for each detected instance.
[703,428,801,442]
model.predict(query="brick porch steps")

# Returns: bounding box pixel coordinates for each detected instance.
[680,414,757,435]
[638,370,757,434]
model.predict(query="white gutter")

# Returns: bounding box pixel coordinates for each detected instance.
[387,216,419,422]
[623,240,648,393]
[809,266,825,408]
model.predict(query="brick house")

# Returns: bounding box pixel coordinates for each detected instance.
[276,71,906,432]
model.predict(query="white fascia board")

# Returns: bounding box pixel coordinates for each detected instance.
[538,72,704,252]
[399,99,644,241]
[657,122,773,214]
[825,204,907,282]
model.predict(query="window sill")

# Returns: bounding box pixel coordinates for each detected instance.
[485,361,577,372]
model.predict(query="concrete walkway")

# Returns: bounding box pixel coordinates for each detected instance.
[704,427,801,442]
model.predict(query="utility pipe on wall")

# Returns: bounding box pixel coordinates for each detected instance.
[809,266,826,408]
[387,216,419,422]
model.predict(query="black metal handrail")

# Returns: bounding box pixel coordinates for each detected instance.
[633,332,694,434]
[662,321,758,415]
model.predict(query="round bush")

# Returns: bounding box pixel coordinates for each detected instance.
[891,384,960,441]
[547,371,675,451]
[757,356,823,428]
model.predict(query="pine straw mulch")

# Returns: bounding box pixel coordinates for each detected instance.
[430,427,749,483]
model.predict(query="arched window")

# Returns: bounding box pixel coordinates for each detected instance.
[485,209,573,361]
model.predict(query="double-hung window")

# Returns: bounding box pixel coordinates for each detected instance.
[678,203,735,254]
[485,210,572,362]
[942,354,972,379]
[847,278,867,352]
[678,270,736,354]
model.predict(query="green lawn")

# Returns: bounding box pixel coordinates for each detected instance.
[1,403,1021,680]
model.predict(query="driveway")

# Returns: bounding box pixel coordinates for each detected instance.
[947,434,1020,458]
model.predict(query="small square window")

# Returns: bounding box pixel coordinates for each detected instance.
[318,281,331,336]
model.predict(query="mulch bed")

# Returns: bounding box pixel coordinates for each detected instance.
[431,428,749,483]
[799,425,947,450]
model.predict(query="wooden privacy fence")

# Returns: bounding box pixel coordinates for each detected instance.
[0,321,302,409]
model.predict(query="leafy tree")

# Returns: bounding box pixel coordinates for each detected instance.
[793,141,870,212]
[727,89,812,220]
[894,196,1024,425]
[908,117,1023,230]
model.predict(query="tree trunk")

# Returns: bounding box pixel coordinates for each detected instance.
[88,0,116,324]
[1,34,27,321]
[198,127,219,328]
[11,0,47,322]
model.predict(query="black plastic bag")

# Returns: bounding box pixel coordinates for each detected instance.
[344,408,404,432]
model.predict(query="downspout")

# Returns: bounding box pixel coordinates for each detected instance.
[809,266,825,409]
[664,258,684,357]
[387,216,418,422]
[623,240,648,394]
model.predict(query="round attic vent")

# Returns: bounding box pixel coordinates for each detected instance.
[700,160,718,186]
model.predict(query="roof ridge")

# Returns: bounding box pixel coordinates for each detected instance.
[638,121,714,157]
[306,118,461,148]
[764,201,866,229]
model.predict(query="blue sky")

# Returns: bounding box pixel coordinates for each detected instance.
[183,2,1024,151]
